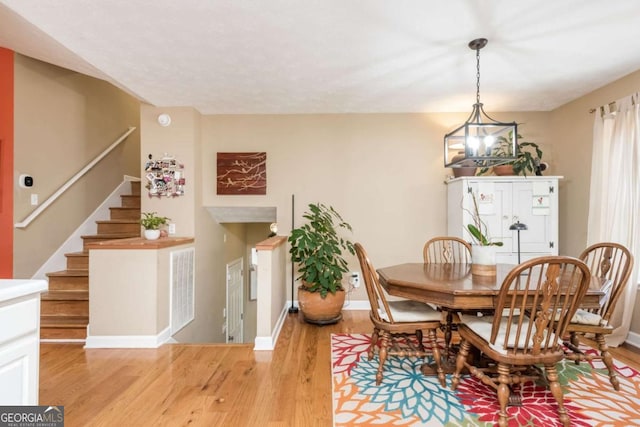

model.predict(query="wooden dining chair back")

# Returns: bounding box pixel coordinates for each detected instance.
[355,242,445,386]
[423,236,472,264]
[423,236,472,360]
[450,256,591,427]
[564,242,634,390]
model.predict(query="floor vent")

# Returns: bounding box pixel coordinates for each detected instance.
[170,247,195,335]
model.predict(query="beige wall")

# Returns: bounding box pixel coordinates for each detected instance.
[18,53,639,342]
[244,223,271,343]
[141,105,230,343]
[200,112,552,302]
[13,54,140,278]
[550,68,640,334]
[89,247,172,337]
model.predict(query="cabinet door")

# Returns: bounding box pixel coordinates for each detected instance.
[465,181,512,254]
[511,181,556,254]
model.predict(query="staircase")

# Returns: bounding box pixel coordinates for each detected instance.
[40,181,141,340]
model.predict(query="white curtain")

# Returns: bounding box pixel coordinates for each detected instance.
[588,92,640,346]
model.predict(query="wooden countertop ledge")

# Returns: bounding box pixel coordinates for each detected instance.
[255,235,287,251]
[87,236,195,250]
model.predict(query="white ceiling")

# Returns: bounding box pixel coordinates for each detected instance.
[1,1,640,114]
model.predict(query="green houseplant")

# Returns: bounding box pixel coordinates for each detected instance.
[288,203,355,324]
[140,212,170,240]
[480,133,543,176]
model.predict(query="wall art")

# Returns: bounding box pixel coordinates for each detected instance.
[216,152,266,195]
[144,153,185,197]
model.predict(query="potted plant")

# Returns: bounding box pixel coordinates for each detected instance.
[466,193,502,276]
[288,203,355,324]
[479,133,543,176]
[140,211,170,240]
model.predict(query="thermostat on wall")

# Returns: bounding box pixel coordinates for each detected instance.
[19,174,33,188]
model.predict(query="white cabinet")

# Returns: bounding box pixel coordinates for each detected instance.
[446,176,562,264]
[0,280,47,405]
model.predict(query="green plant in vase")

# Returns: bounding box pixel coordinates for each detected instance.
[288,203,355,324]
[479,132,543,176]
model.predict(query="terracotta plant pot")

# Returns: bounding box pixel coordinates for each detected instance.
[298,287,345,325]
[493,164,515,176]
[450,152,477,177]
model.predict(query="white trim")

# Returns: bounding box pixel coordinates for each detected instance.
[626,331,640,348]
[341,300,370,310]
[252,301,370,351]
[253,304,288,351]
[31,176,141,280]
[84,327,171,349]
[15,127,137,229]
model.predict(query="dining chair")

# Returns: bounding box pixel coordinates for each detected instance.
[450,256,591,427]
[355,243,445,387]
[423,236,472,264]
[563,242,634,391]
[423,236,472,364]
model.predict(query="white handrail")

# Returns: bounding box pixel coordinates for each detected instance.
[14,126,137,229]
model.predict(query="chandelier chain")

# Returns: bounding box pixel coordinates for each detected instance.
[476,47,481,105]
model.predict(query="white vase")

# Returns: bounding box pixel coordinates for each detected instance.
[471,245,497,276]
[144,229,161,240]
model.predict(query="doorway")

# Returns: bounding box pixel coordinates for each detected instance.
[225,258,243,343]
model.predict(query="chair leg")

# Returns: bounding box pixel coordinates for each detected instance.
[444,311,453,358]
[450,339,470,391]
[570,332,581,365]
[595,333,620,391]
[545,363,570,426]
[376,332,390,386]
[496,363,511,427]
[415,329,425,352]
[368,327,379,360]
[427,328,445,387]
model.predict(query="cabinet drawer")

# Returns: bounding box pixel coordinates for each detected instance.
[0,298,39,344]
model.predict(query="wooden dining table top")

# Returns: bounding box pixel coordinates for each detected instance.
[377,262,604,311]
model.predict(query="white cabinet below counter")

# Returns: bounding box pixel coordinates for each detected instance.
[446,176,562,264]
[0,279,48,405]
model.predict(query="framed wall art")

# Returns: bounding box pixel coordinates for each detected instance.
[216,152,266,195]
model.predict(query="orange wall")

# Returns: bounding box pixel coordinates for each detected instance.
[0,48,13,277]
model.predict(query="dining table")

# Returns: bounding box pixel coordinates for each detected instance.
[378,262,604,311]
[377,262,606,375]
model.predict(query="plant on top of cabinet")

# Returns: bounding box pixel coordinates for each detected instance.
[479,132,543,176]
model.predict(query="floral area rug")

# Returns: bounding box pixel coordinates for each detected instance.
[331,334,640,426]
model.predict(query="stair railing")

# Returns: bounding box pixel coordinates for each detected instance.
[14,126,137,229]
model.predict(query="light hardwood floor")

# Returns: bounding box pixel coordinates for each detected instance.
[39,310,639,427]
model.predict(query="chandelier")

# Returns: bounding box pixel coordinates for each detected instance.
[444,38,517,169]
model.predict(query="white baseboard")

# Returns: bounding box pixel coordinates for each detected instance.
[626,330,640,348]
[342,300,371,310]
[252,301,369,351]
[85,326,170,349]
[253,303,289,351]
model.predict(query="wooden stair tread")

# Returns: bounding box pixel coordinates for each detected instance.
[42,290,89,300]
[65,251,88,257]
[46,270,88,277]
[46,270,88,278]
[81,232,139,239]
[41,315,88,326]
[95,219,139,224]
